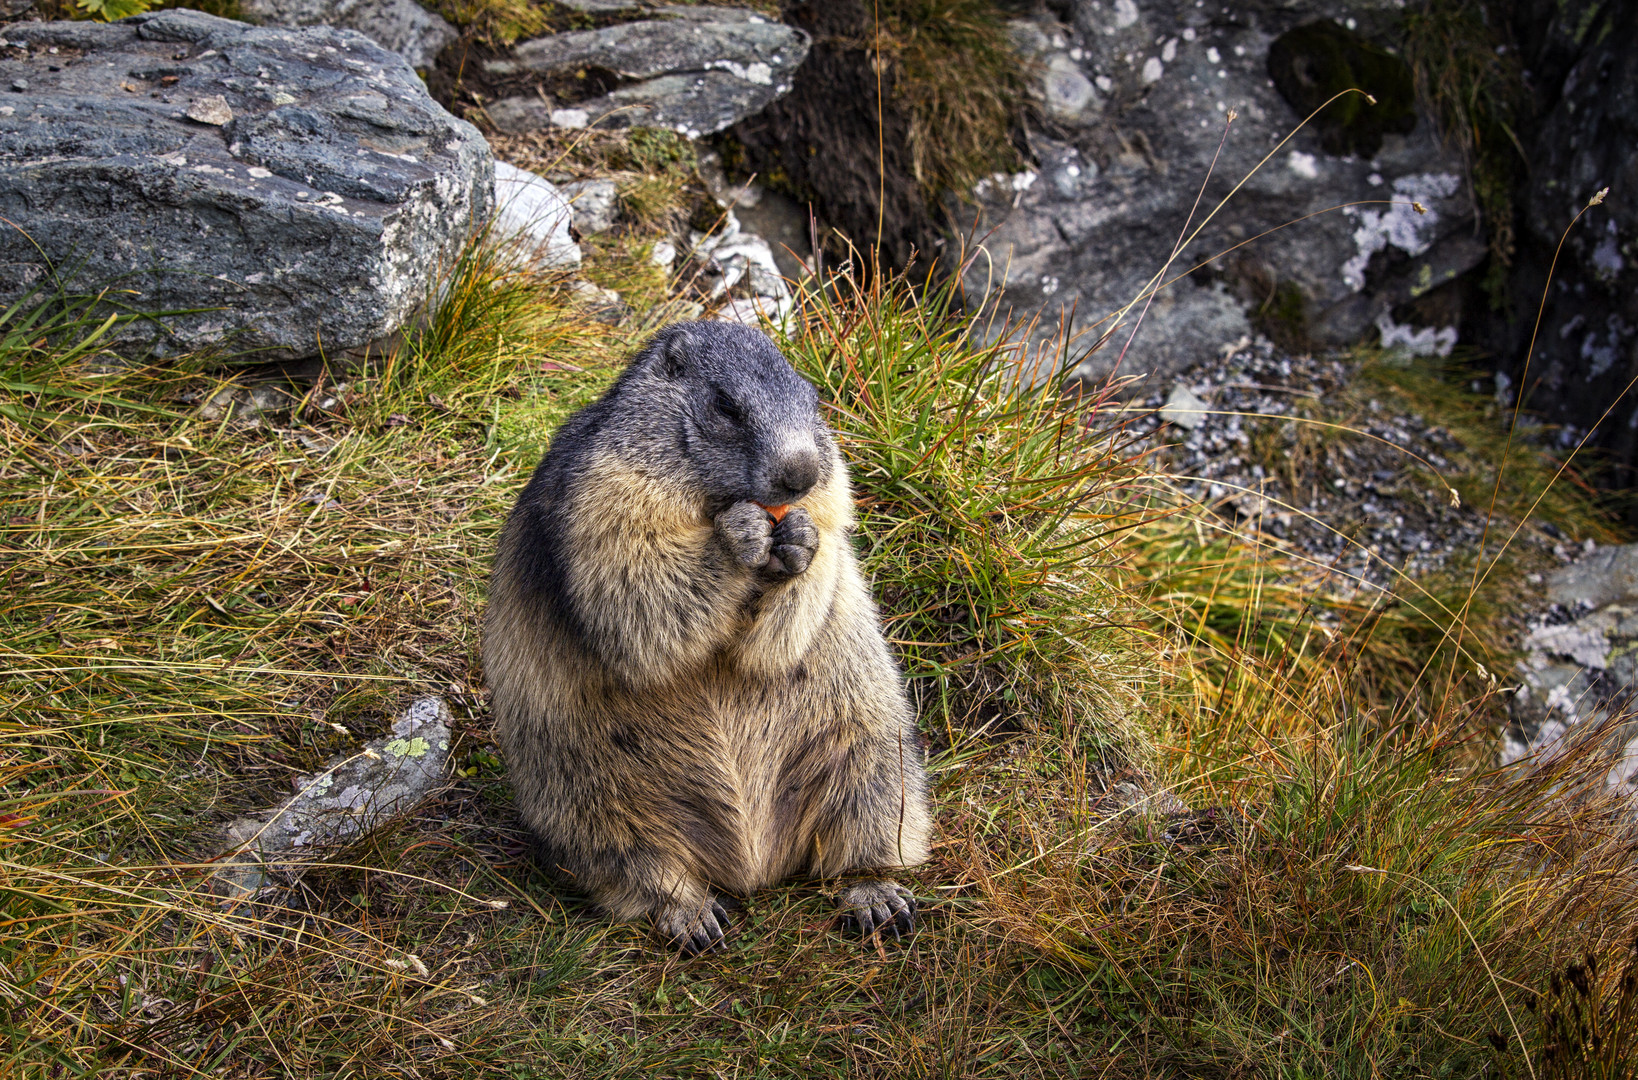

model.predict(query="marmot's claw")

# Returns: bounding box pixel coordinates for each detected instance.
[658,896,731,956]
[837,880,918,942]
[765,506,818,578]
[715,501,774,569]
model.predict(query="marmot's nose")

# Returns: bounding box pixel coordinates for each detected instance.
[775,449,821,499]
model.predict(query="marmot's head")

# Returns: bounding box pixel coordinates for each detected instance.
[616,322,834,514]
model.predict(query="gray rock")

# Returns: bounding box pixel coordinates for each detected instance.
[0,11,493,361]
[690,210,786,300]
[560,177,618,235]
[484,11,808,138]
[696,148,811,280]
[238,0,457,70]
[960,1,1479,390]
[690,209,792,329]
[1507,542,1638,796]
[490,16,800,81]
[212,696,453,896]
[492,162,580,269]
[1547,543,1638,610]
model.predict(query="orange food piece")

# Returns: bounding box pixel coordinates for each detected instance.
[759,503,791,523]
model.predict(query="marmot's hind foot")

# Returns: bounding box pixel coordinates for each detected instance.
[837,880,917,941]
[655,896,731,956]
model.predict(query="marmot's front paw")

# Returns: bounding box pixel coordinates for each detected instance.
[837,880,918,941]
[765,506,818,577]
[654,896,732,956]
[716,501,774,569]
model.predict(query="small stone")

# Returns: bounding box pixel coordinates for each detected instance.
[559,177,619,235]
[1160,384,1210,430]
[9,78,26,92]
[186,94,232,126]
[651,239,677,269]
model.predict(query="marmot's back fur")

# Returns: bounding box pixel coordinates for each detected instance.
[485,322,931,952]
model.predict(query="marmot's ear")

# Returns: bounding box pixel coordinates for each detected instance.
[659,326,693,379]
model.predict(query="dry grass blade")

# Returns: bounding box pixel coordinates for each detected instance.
[2,190,1636,1077]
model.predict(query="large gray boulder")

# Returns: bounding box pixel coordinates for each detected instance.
[960,0,1481,388]
[237,0,458,70]
[483,7,809,138]
[0,10,492,360]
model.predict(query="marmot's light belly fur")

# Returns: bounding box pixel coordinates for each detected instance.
[485,322,931,952]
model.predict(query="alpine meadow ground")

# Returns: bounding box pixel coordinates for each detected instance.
[3,232,1638,1079]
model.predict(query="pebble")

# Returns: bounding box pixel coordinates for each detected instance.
[186,94,233,126]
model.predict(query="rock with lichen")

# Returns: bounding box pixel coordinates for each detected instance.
[481,7,809,138]
[960,0,1480,389]
[0,11,492,362]
[212,696,453,896]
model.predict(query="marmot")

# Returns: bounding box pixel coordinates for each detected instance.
[484,321,932,953]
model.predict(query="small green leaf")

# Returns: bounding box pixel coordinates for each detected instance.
[74,0,154,21]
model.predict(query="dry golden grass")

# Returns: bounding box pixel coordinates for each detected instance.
[4,239,1638,1079]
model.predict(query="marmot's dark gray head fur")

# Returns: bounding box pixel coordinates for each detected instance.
[581,321,833,514]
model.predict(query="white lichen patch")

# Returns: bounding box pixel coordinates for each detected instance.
[1592,221,1624,280]
[705,59,773,86]
[973,169,1039,200]
[1377,312,1456,357]
[1341,172,1460,291]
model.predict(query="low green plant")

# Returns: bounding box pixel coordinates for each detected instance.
[72,0,151,20]
[620,128,698,177]
[430,0,556,47]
